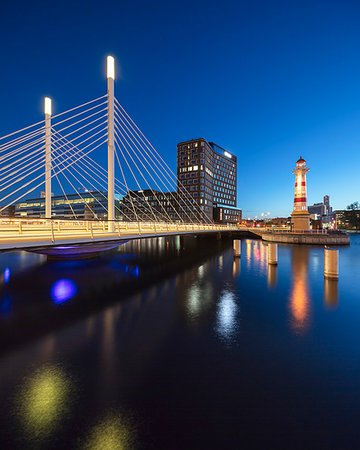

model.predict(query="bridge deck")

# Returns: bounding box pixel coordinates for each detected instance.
[0,220,238,251]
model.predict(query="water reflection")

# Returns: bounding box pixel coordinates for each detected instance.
[267,264,277,288]
[51,279,77,304]
[219,255,224,270]
[4,267,10,284]
[216,290,238,342]
[232,258,240,277]
[83,412,136,449]
[289,247,311,333]
[324,278,338,308]
[15,364,73,440]
[0,293,11,316]
[245,239,267,273]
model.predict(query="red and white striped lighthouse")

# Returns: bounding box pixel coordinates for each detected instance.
[291,157,310,231]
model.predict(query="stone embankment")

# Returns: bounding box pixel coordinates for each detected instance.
[260,231,350,245]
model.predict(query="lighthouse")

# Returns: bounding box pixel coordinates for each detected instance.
[291,156,310,232]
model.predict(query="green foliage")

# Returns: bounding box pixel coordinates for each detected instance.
[347,201,360,210]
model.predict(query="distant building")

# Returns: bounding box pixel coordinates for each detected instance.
[119,189,199,223]
[333,209,360,230]
[213,205,242,225]
[308,195,332,218]
[15,191,120,220]
[0,205,15,218]
[270,217,291,227]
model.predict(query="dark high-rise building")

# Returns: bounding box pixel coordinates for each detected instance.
[177,138,241,223]
[209,142,237,208]
[177,138,215,220]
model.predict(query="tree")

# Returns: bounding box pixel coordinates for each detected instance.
[347,201,360,210]
[346,201,360,229]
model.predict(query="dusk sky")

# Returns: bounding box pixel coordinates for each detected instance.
[1,0,359,217]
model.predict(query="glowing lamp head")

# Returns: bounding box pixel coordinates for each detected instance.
[44,97,52,116]
[107,56,115,79]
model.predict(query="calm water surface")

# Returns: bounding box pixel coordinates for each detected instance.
[0,234,359,449]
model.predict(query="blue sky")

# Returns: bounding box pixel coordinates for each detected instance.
[1,0,359,217]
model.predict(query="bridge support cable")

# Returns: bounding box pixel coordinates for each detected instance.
[114,99,213,224]
[51,142,134,223]
[113,125,174,223]
[113,142,141,224]
[114,107,199,224]
[0,143,46,188]
[0,128,45,163]
[50,136,135,223]
[113,111,192,224]
[50,95,107,122]
[0,94,106,153]
[114,134,161,223]
[53,167,79,221]
[0,118,107,211]
[114,129,173,223]
[51,145,113,221]
[50,128,150,223]
[0,128,108,213]
[51,129,128,193]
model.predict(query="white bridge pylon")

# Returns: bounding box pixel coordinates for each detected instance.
[0,56,238,249]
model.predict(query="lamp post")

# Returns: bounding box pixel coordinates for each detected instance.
[107,56,115,232]
[45,97,52,220]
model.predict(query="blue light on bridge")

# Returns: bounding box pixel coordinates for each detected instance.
[51,279,77,304]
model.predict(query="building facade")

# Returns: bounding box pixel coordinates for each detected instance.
[209,142,237,208]
[177,138,240,224]
[308,195,332,218]
[15,191,120,220]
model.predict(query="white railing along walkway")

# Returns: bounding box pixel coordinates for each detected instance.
[0,218,238,248]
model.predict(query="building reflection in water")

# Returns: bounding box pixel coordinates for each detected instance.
[15,364,73,441]
[216,290,238,342]
[324,278,338,308]
[267,264,277,288]
[289,246,311,333]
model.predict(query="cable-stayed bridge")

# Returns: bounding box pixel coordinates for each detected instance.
[0,57,238,253]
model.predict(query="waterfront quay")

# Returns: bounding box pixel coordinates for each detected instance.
[259,229,350,245]
[0,233,360,448]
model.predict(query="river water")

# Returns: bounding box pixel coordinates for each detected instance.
[0,234,359,448]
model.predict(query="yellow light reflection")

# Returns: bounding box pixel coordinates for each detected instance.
[232,258,240,277]
[289,247,310,333]
[267,264,277,288]
[83,412,136,450]
[15,364,73,439]
[324,278,338,308]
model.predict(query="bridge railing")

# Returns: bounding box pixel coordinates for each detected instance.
[0,218,238,243]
